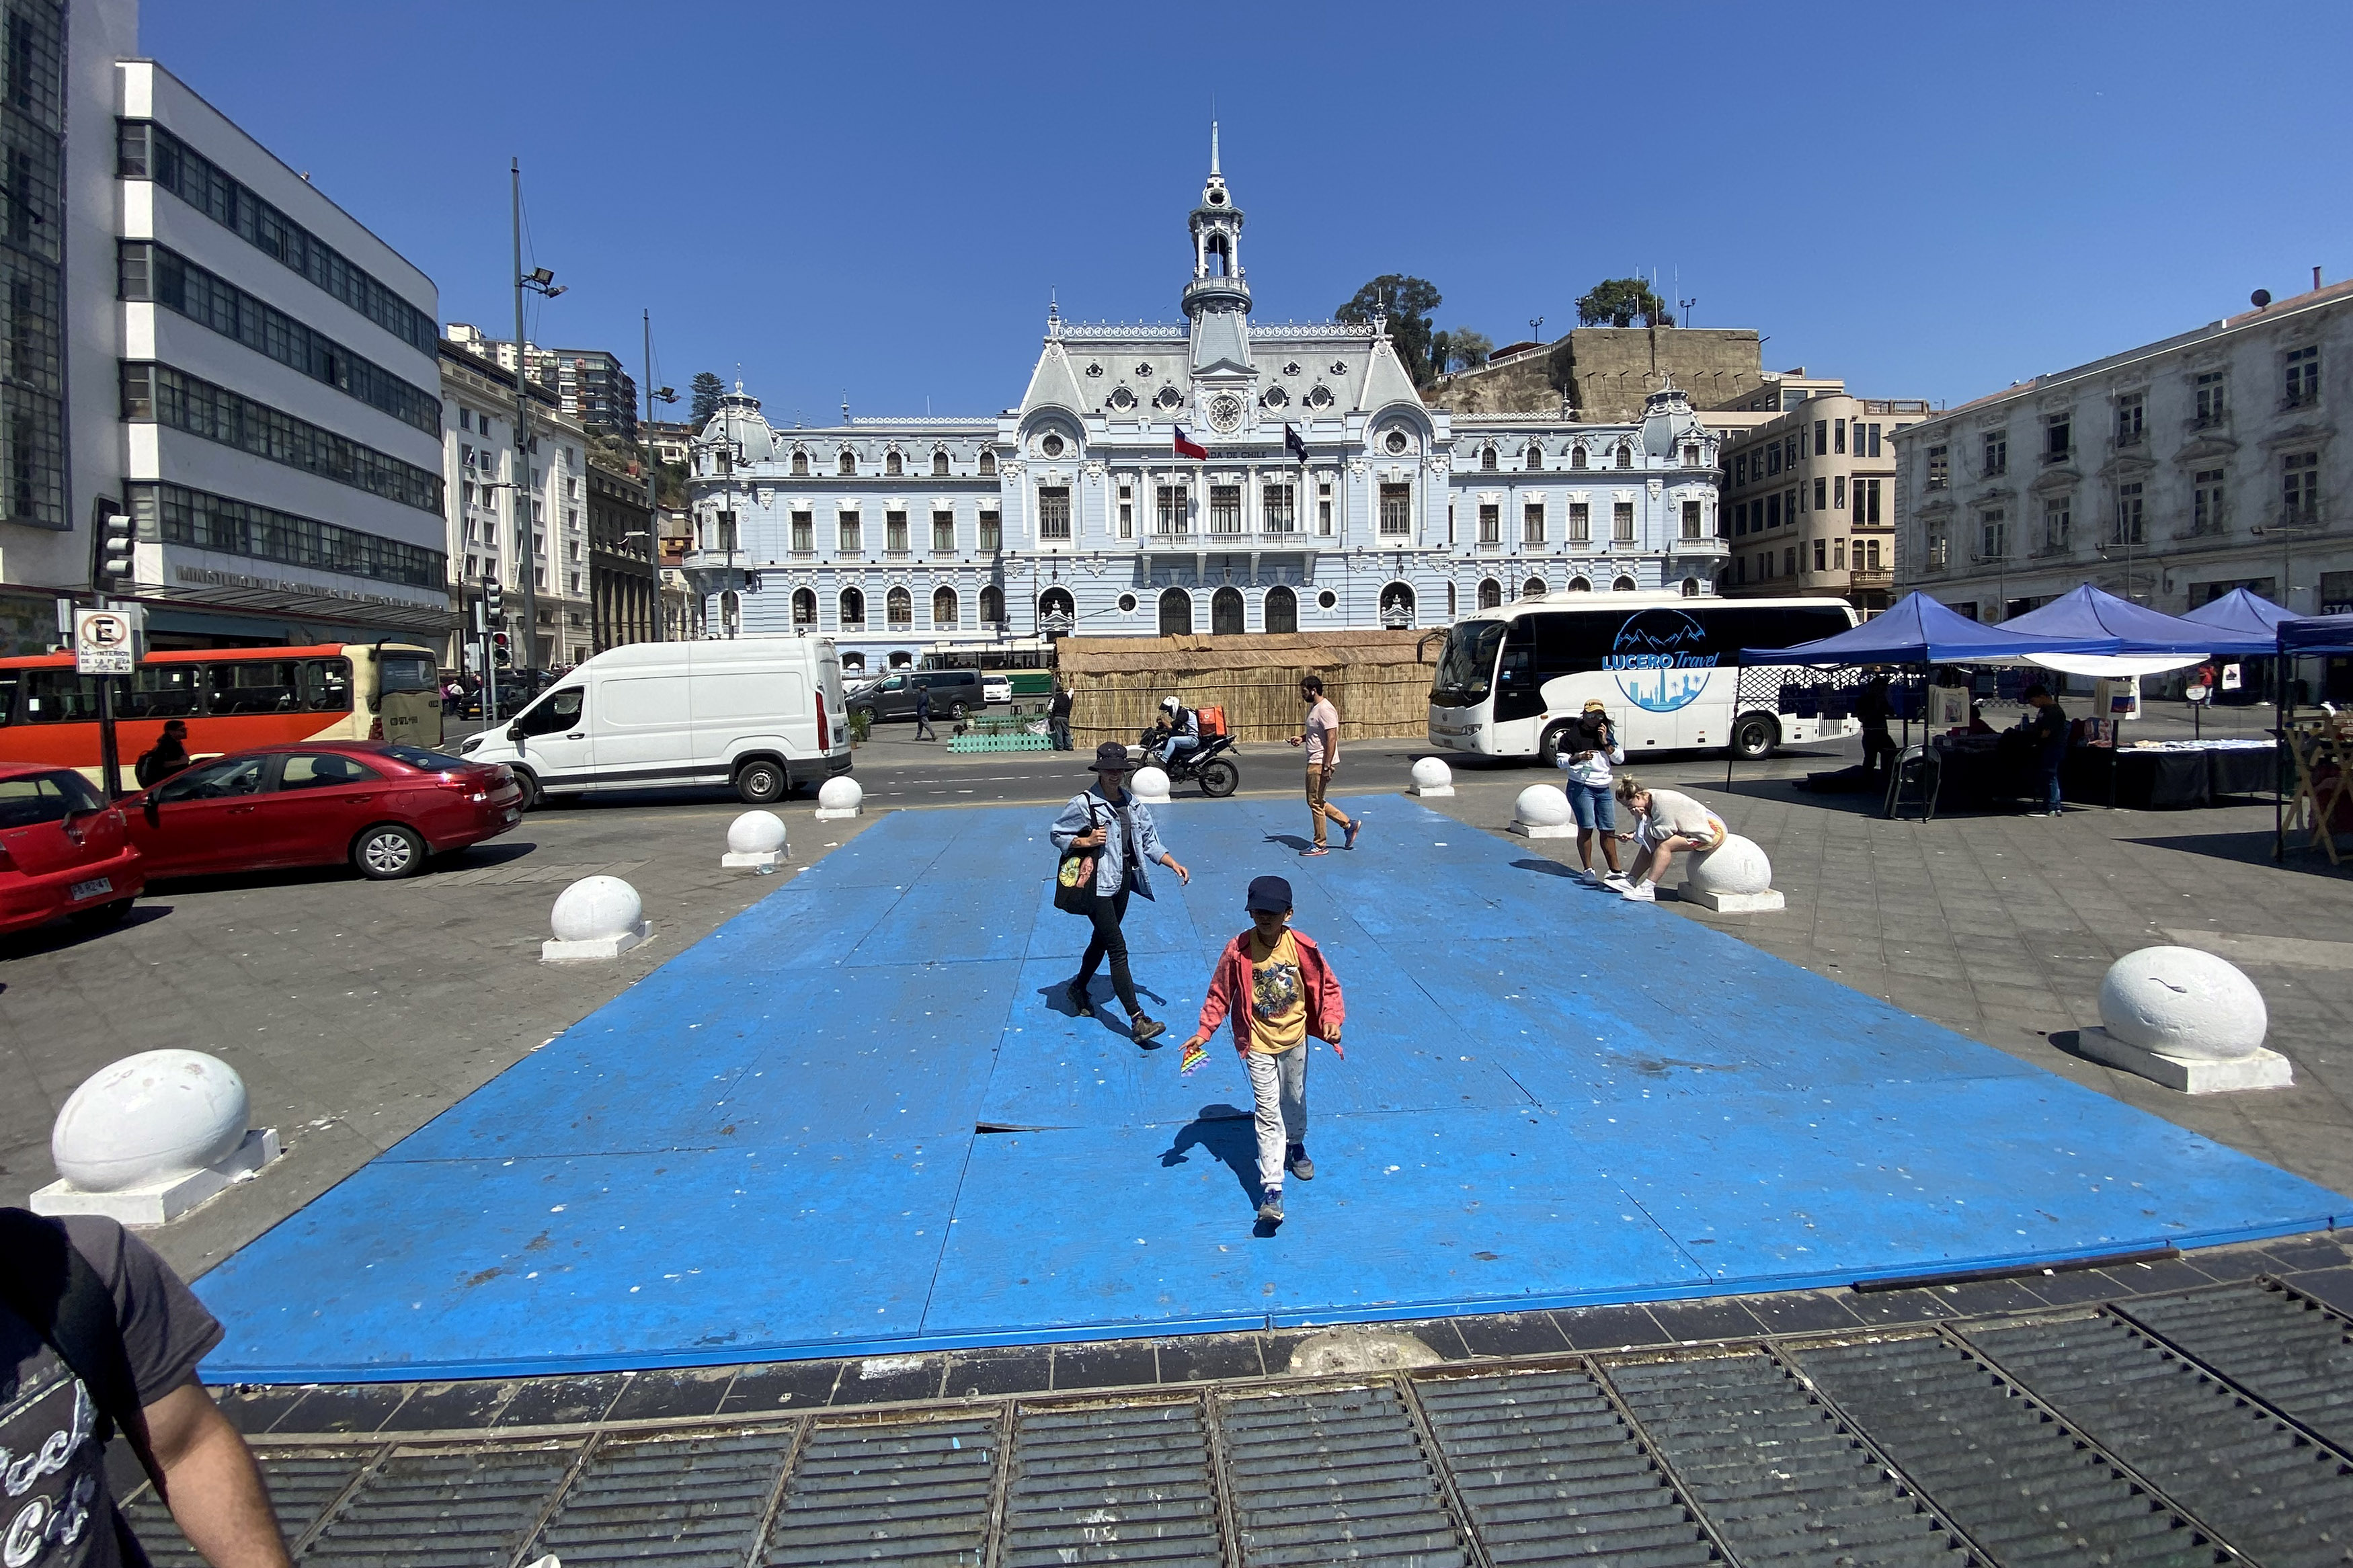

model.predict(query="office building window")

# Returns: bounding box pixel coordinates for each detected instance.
[1156,485,1188,535]
[1862,478,1882,525]
[2042,499,2069,552]
[1982,431,2007,475]
[1834,475,1846,507]
[130,480,445,589]
[884,509,909,552]
[1766,493,1780,530]
[2285,345,2321,407]
[1733,452,1747,486]
[1812,477,1827,511]
[932,509,955,552]
[1263,483,1295,533]
[1833,538,1846,569]
[1865,539,1882,571]
[1477,502,1499,544]
[1766,444,1781,477]
[2115,393,2145,445]
[1979,509,2006,560]
[1865,423,1882,457]
[2044,415,2071,462]
[791,511,813,552]
[1814,419,1828,456]
[979,510,1000,550]
[1812,538,1826,572]
[2113,481,2145,545]
[837,510,861,552]
[1681,499,1702,540]
[1833,418,1846,454]
[1612,501,1635,542]
[1378,483,1412,536]
[2194,371,2228,426]
[1926,444,1948,489]
[1524,501,1545,544]
[120,362,440,513]
[1037,486,1072,540]
[1208,483,1242,534]
[2284,451,2319,518]
[1568,501,1590,543]
[2192,469,2225,534]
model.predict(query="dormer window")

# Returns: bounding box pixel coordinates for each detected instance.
[1570,446,1588,470]
[884,450,903,476]
[1480,446,1497,471]
[790,450,809,477]
[838,450,857,476]
[979,450,997,477]
[932,450,949,476]
[1615,443,1633,469]
[1525,444,1543,471]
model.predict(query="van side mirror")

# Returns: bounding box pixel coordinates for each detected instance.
[507,723,525,750]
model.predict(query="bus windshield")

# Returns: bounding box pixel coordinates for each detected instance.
[1430,622,1507,708]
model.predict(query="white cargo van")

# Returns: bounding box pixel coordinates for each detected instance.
[457,637,851,809]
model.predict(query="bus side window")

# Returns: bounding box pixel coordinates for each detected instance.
[0,673,18,726]
[303,659,354,712]
[209,660,301,714]
[117,665,204,720]
[22,669,103,723]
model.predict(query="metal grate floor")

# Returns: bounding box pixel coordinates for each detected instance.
[122,1274,2353,1568]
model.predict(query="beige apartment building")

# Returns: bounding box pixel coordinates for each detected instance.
[1719,387,1933,613]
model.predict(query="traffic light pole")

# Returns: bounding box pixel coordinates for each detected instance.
[97,673,121,800]
[511,159,539,676]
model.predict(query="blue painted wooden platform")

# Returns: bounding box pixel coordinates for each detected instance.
[195,800,2348,1382]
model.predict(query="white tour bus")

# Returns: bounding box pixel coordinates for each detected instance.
[1427,594,1861,763]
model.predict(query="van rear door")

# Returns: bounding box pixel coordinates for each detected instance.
[814,645,848,757]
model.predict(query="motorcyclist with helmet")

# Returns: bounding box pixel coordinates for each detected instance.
[1151,694,1201,770]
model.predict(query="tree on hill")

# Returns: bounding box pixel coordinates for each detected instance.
[690,371,726,425]
[1337,274,1441,386]
[1443,327,1493,373]
[1575,278,1672,328]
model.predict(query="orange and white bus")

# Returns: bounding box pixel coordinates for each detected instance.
[0,643,444,782]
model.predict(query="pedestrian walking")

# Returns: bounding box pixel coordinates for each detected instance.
[1611,776,1728,903]
[1287,675,1359,856]
[1555,700,1627,887]
[1,1207,296,1567]
[1048,679,1074,751]
[913,680,937,741]
[134,719,192,788]
[1177,874,1345,1227]
[2013,683,2069,816]
[1053,741,1191,1046]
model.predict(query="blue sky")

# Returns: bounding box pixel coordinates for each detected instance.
[145,1,2350,425]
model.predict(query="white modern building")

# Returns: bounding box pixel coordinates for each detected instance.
[440,339,592,668]
[0,0,454,653]
[685,138,1728,672]
[1895,277,2353,624]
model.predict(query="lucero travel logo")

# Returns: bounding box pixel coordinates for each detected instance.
[1603,610,1720,712]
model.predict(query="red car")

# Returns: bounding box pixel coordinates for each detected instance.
[0,764,144,934]
[126,741,523,881]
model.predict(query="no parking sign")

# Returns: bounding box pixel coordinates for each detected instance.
[73,608,138,675]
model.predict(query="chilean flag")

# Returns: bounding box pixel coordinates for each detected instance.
[1173,426,1208,460]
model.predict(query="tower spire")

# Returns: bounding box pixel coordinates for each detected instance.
[1210,120,1220,177]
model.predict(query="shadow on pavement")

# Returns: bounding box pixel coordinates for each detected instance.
[1159,1104,1259,1213]
[2125,829,2353,879]
[1,902,173,959]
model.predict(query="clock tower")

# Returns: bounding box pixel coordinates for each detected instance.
[1183,124,1255,437]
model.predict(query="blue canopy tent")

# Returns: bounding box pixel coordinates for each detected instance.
[1738,591,2119,667]
[1997,584,2278,667]
[2183,587,2296,643]
[2274,614,2353,861]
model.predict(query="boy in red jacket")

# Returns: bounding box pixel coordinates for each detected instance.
[1179,874,1345,1225]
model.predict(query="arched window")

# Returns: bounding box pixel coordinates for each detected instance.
[1681,577,1700,597]
[1567,576,1592,593]
[1570,446,1588,470]
[791,587,816,626]
[980,583,1005,625]
[1523,576,1547,600]
[1525,443,1544,471]
[838,449,858,475]
[1038,587,1075,632]
[932,450,949,477]
[1263,585,1298,634]
[1158,587,1192,636]
[1476,577,1503,610]
[1612,575,1638,591]
[885,450,903,476]
[886,586,912,628]
[791,450,809,477]
[978,450,997,476]
[1614,443,1632,469]
[932,586,958,628]
[1480,445,1498,472]
[1211,585,1244,635]
[840,587,865,626]
[1207,235,1231,276]
[1445,582,1457,620]
[889,650,912,668]
[1379,582,1416,628]
[841,651,865,673]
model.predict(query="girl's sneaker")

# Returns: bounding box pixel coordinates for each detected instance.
[1621,879,1657,902]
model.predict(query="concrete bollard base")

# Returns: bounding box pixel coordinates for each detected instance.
[2076,1027,2294,1094]
[542,919,652,962]
[813,807,862,821]
[721,850,784,869]
[1509,821,1574,839]
[1409,782,1455,798]
[32,1128,281,1227]
[1683,886,1786,913]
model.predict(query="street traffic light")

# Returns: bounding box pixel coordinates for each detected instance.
[483,577,503,618]
[491,630,511,665]
[98,511,134,582]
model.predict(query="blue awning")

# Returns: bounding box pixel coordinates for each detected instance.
[1739,591,2118,666]
[2279,614,2353,657]
[1997,584,2274,657]
[2182,587,2295,645]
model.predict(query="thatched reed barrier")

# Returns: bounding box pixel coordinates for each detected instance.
[1057,629,1442,745]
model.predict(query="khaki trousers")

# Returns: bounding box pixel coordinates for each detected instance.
[1306,766,1351,845]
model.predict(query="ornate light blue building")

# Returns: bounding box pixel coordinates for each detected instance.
[686,138,1728,671]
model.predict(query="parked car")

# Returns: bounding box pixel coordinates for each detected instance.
[0,764,143,934]
[982,674,1012,706]
[124,741,523,881]
[459,636,852,808]
[846,668,985,723]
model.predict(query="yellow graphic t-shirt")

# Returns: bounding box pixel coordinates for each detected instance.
[1246,928,1308,1055]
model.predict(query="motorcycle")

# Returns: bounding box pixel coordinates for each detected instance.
[1139,723,1240,798]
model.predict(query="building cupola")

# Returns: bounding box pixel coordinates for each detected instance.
[1181,122,1250,321]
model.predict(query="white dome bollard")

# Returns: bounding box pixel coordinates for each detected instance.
[2077,946,2290,1093]
[1509,784,1575,839]
[543,874,652,962]
[722,809,788,870]
[815,775,863,820]
[1410,757,1454,798]
[33,1050,282,1225]
[1131,764,1172,803]
[1682,833,1784,913]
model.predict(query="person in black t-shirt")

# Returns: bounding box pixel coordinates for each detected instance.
[1,1210,291,1567]
[133,721,191,788]
[2014,684,2070,817]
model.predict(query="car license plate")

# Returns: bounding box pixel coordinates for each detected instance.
[69,876,112,901]
[503,809,520,824]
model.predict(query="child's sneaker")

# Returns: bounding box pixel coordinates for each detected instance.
[1621,879,1657,902]
[1285,1143,1315,1181]
[1257,1186,1285,1223]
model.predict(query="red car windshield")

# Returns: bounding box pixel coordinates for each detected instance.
[0,770,106,828]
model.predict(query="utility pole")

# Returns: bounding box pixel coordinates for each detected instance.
[641,310,678,641]
[511,159,537,673]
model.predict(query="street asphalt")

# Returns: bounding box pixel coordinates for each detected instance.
[5,695,2343,1289]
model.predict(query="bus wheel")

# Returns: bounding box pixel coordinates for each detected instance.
[1538,720,1576,769]
[735,757,787,804]
[1729,714,1780,761]
[354,824,428,880]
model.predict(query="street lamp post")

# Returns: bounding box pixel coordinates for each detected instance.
[641,310,677,642]
[510,158,565,673]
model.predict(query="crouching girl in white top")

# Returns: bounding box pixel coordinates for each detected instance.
[1611,776,1728,903]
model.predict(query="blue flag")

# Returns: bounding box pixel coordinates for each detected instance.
[1284,424,1309,462]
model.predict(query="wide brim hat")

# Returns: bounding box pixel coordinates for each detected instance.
[1088,741,1137,774]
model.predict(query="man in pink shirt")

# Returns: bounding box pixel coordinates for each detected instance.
[1287,675,1361,856]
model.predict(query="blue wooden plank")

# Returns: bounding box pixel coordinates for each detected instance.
[919,1112,1705,1342]
[1019,870,1205,960]
[197,1137,965,1380]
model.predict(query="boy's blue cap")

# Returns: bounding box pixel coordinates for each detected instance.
[1246,874,1293,912]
